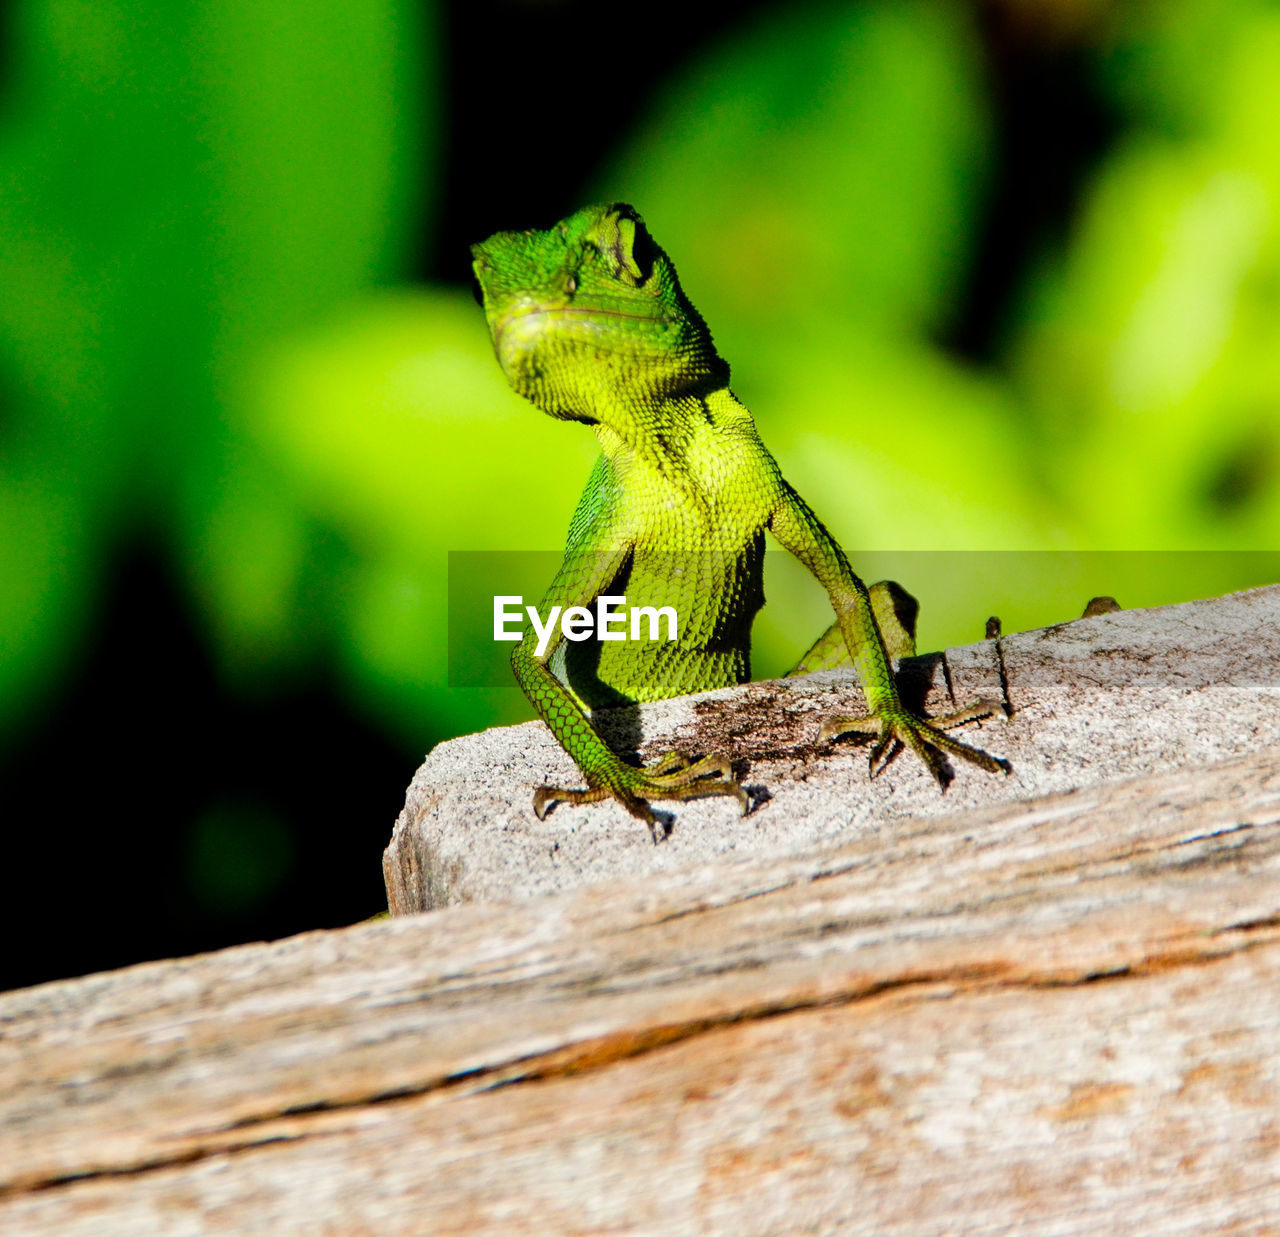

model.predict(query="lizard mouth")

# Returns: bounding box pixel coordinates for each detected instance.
[493,303,668,360]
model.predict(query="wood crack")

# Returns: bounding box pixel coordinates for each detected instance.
[11,921,1279,1199]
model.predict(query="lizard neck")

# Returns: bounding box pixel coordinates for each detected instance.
[590,387,754,473]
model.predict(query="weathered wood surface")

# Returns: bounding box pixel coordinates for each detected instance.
[3,740,1280,1232]
[386,585,1280,913]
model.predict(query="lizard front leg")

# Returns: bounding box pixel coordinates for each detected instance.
[768,483,1009,788]
[530,751,743,822]
[512,550,749,837]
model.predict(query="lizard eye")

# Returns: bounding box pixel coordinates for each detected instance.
[611,215,655,286]
[625,219,657,284]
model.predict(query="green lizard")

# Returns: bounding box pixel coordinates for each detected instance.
[472,202,1008,835]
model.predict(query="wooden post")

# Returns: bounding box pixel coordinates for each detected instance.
[3,590,1279,1233]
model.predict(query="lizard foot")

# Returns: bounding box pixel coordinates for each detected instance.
[533,751,750,840]
[819,700,1009,790]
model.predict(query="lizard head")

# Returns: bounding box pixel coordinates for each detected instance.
[471,203,728,424]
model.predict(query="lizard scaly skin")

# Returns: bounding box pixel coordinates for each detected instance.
[472,203,1008,835]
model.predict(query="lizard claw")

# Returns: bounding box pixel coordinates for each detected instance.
[821,702,1010,790]
[531,750,750,834]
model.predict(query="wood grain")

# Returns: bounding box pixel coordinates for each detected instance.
[385,585,1280,914]
[3,737,1279,1232]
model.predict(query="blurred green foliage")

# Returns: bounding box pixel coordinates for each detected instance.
[0,0,424,735]
[1015,0,1280,550]
[3,0,1280,777]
